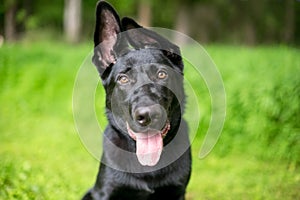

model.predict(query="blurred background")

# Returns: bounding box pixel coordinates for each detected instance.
[0,0,299,199]
[1,0,300,45]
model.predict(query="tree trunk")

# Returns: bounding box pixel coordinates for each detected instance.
[4,2,17,42]
[64,0,82,43]
[244,20,256,45]
[138,1,151,27]
[174,5,189,45]
[283,0,295,44]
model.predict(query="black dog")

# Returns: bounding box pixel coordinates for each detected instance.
[83,1,191,199]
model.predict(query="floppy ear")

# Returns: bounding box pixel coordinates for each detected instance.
[93,1,123,75]
[121,17,183,70]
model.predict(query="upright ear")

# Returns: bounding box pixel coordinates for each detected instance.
[121,17,183,70]
[93,1,123,75]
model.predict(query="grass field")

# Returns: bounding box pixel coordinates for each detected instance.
[0,40,299,199]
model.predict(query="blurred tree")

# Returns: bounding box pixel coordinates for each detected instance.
[283,0,295,43]
[0,0,299,45]
[4,0,17,42]
[64,0,81,43]
[174,0,190,44]
[3,0,32,42]
[137,0,151,27]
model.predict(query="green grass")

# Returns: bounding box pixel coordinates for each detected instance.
[0,41,299,199]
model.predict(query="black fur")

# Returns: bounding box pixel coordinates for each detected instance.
[82,1,191,199]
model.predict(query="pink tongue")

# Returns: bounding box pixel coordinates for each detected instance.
[135,131,163,166]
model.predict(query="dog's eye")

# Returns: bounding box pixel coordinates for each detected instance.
[157,70,168,80]
[118,75,130,84]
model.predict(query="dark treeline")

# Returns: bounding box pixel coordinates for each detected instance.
[0,0,299,45]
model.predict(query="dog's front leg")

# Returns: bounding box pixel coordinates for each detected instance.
[82,180,115,200]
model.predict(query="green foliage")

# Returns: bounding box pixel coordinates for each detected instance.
[0,42,299,199]
[31,0,64,29]
[206,46,300,166]
[1,0,300,44]
[0,41,97,199]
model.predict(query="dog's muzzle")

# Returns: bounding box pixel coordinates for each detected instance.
[126,104,170,166]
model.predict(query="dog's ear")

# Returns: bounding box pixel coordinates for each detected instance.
[93,1,124,76]
[121,17,183,71]
[121,17,160,49]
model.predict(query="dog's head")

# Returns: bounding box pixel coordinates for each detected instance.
[93,2,185,166]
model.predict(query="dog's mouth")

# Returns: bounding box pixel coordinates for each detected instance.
[126,121,170,166]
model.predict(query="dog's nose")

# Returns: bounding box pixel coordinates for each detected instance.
[134,107,151,127]
[134,106,162,127]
